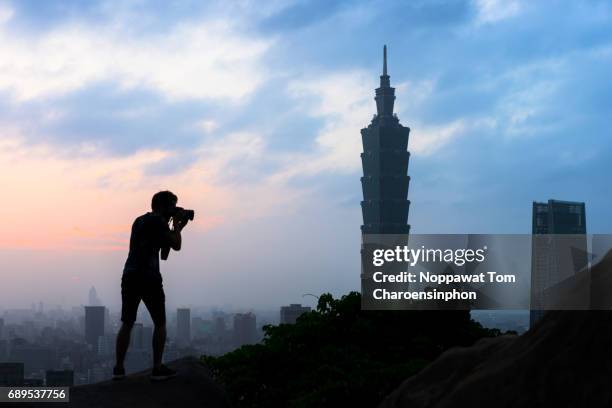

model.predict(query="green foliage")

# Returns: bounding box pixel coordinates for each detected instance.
[202,292,499,408]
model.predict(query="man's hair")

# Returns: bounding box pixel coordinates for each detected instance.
[151,190,178,212]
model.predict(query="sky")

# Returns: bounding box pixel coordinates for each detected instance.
[0,0,611,310]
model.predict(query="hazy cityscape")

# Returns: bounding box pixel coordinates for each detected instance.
[0,287,312,386]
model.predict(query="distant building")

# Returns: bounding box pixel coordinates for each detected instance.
[214,316,226,340]
[163,349,180,364]
[88,286,102,306]
[0,318,4,339]
[233,313,256,347]
[23,378,44,386]
[131,323,144,350]
[176,309,191,347]
[74,372,89,386]
[0,340,7,360]
[97,334,114,357]
[0,363,24,386]
[104,307,111,334]
[10,345,56,374]
[280,304,311,324]
[125,349,149,373]
[84,306,105,348]
[191,317,213,339]
[88,365,110,384]
[46,370,74,387]
[530,200,587,328]
[142,326,153,350]
[532,200,586,235]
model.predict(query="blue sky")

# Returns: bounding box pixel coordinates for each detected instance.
[0,0,611,309]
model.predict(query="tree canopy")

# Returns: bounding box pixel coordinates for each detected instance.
[202,291,501,407]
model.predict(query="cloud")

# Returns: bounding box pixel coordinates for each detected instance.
[281,72,476,180]
[280,71,375,178]
[473,0,522,24]
[194,119,219,134]
[0,5,272,102]
[0,3,13,24]
[410,119,466,155]
[0,127,306,251]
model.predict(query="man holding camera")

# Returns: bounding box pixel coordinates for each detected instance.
[113,190,192,381]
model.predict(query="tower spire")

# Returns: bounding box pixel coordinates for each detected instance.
[383,44,387,76]
[376,44,394,115]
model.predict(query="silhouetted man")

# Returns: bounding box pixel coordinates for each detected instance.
[113,191,188,381]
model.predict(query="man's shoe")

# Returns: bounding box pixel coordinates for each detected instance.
[112,366,126,381]
[151,365,177,382]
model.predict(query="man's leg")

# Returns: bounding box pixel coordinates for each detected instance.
[115,322,134,369]
[152,323,166,369]
[144,282,176,380]
[115,274,140,377]
[150,321,176,380]
[143,281,167,370]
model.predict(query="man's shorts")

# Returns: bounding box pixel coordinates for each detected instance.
[121,273,166,326]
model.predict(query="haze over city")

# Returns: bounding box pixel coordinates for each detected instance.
[1,0,612,310]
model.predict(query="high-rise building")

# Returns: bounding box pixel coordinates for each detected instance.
[233,313,257,347]
[97,334,114,357]
[280,304,311,324]
[88,286,102,306]
[176,308,191,347]
[360,46,411,305]
[84,306,105,348]
[46,370,74,387]
[131,323,144,350]
[0,363,24,386]
[530,199,587,327]
[191,317,213,339]
[214,316,226,339]
[10,345,56,374]
[532,200,586,235]
[0,318,4,339]
[87,365,110,384]
[0,340,7,361]
[142,326,153,349]
[360,46,411,235]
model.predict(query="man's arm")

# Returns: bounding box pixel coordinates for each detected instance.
[165,218,186,251]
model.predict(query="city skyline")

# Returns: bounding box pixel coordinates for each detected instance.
[1,0,612,309]
[0,296,314,385]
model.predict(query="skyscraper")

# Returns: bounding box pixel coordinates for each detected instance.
[0,363,24,386]
[84,306,105,348]
[46,370,74,387]
[280,304,311,324]
[532,200,586,235]
[530,199,587,327]
[360,45,411,235]
[233,313,257,347]
[142,326,153,349]
[214,316,226,339]
[360,46,411,307]
[131,323,144,350]
[88,286,102,306]
[176,308,191,347]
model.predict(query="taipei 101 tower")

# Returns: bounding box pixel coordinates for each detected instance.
[360,46,411,235]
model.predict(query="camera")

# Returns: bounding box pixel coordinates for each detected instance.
[170,206,195,225]
[161,207,194,261]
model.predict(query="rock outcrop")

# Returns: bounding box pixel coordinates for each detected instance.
[379,251,612,408]
[17,357,230,408]
[379,311,612,408]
